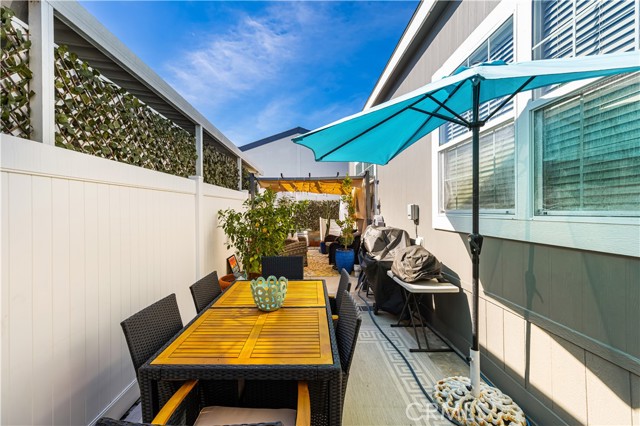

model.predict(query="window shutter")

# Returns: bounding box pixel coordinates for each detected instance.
[537,0,636,60]
[535,74,640,215]
[576,0,636,56]
[538,0,574,59]
[441,123,515,213]
[440,18,514,145]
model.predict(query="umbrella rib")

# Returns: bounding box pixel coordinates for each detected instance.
[409,107,469,127]
[317,94,431,161]
[396,80,470,156]
[484,76,536,122]
[414,79,468,127]
[424,93,470,126]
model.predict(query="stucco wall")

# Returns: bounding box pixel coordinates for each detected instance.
[373,1,640,424]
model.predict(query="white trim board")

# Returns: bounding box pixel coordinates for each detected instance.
[364,0,439,109]
[89,380,139,426]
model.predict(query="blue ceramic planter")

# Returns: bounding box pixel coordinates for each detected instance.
[335,248,354,274]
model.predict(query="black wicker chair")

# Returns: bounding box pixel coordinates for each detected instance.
[121,294,186,411]
[121,294,184,377]
[96,379,308,426]
[330,269,352,328]
[189,270,221,313]
[335,291,362,414]
[261,256,304,279]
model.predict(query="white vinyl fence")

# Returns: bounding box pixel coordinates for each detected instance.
[0,135,246,425]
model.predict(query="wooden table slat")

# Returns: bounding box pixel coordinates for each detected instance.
[151,307,333,365]
[213,280,326,308]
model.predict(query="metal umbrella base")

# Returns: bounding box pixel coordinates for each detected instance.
[433,376,527,426]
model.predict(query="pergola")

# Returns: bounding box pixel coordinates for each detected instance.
[250,172,372,225]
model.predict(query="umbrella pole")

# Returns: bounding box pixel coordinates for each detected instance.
[469,79,483,398]
[433,79,526,425]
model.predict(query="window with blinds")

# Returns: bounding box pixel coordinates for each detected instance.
[533,0,637,60]
[534,73,640,216]
[441,123,515,213]
[440,17,514,145]
[354,162,374,177]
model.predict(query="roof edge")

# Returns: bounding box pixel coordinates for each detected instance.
[240,127,310,152]
[364,0,447,109]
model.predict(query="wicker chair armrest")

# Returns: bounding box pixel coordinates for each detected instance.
[95,379,200,426]
[296,381,310,426]
[152,379,199,425]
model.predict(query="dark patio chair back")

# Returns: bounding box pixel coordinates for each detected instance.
[336,290,361,375]
[335,290,362,413]
[189,270,221,313]
[261,256,304,279]
[335,269,352,313]
[120,294,183,376]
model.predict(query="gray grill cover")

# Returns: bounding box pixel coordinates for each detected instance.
[362,226,411,261]
[391,245,442,283]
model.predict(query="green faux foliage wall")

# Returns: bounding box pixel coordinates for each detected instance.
[293,200,339,231]
[203,144,241,189]
[1,7,33,139]
[2,6,245,190]
[54,45,197,178]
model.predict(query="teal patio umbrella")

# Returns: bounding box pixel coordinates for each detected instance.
[294,51,640,424]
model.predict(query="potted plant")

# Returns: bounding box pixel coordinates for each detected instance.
[218,189,304,276]
[335,176,356,274]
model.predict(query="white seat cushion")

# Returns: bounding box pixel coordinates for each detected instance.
[194,406,297,426]
[327,220,342,237]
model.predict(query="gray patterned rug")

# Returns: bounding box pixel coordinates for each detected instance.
[343,295,468,425]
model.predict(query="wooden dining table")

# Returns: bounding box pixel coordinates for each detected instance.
[138,279,342,426]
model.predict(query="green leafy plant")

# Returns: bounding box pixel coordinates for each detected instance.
[218,189,307,274]
[336,176,356,249]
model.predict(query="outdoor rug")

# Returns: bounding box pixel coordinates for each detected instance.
[304,249,339,277]
[343,302,467,425]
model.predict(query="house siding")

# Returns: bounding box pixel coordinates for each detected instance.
[374,1,640,424]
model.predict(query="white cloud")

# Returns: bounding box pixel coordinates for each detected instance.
[164,2,416,144]
[221,91,365,146]
[167,3,319,107]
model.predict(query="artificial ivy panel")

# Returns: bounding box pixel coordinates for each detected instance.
[54,45,197,178]
[2,5,245,189]
[203,144,240,189]
[295,200,339,231]
[1,7,33,138]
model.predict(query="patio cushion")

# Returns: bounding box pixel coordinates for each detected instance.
[194,406,296,426]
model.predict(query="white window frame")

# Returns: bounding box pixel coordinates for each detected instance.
[430,0,640,257]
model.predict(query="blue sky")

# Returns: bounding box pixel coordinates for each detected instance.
[79,1,417,146]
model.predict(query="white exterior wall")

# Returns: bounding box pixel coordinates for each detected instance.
[0,135,246,425]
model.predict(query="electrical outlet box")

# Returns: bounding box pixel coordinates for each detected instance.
[407,204,419,221]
